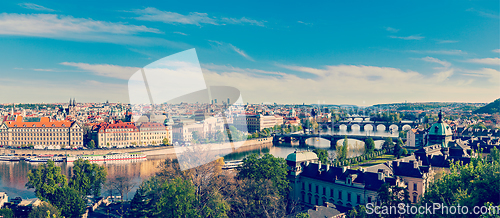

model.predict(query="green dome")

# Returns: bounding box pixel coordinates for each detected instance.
[429,122,452,136]
[429,111,452,136]
[286,151,318,162]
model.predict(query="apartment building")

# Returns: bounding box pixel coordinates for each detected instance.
[0,116,83,148]
[246,114,284,132]
[92,121,140,148]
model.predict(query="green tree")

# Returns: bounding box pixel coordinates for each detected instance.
[228,178,286,218]
[313,148,329,164]
[69,159,107,197]
[49,187,86,218]
[335,136,349,163]
[162,137,170,146]
[377,183,410,218]
[296,212,310,218]
[382,137,394,153]
[28,201,62,218]
[26,160,68,201]
[0,208,14,218]
[154,177,201,218]
[87,140,95,149]
[238,153,290,197]
[399,130,407,139]
[418,156,500,218]
[364,138,375,154]
[393,139,404,158]
[346,205,368,218]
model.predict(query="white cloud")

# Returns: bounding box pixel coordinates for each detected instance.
[174,31,188,36]
[466,8,500,19]
[202,63,488,105]
[460,68,500,84]
[408,50,467,55]
[0,77,129,103]
[463,57,500,65]
[0,13,169,45]
[131,7,265,27]
[18,3,54,11]
[385,27,399,33]
[221,17,265,26]
[389,35,424,40]
[209,40,254,61]
[420,57,451,68]
[60,62,140,80]
[298,21,312,26]
[493,49,500,53]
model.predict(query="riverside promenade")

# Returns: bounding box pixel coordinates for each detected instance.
[0,137,272,157]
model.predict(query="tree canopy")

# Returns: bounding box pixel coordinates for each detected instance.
[238,153,290,197]
[313,148,329,164]
[69,159,107,197]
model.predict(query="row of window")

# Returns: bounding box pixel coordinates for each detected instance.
[302,182,369,204]
[8,132,81,137]
[4,128,80,132]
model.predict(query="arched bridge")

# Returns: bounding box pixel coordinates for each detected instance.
[273,133,400,148]
[319,121,418,132]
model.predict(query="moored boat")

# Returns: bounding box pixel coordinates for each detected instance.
[66,152,146,162]
[0,155,21,161]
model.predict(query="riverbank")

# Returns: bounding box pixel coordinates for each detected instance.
[0,137,273,157]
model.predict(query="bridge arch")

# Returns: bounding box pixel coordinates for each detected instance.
[389,124,399,132]
[402,124,412,131]
[363,124,376,131]
[376,124,386,131]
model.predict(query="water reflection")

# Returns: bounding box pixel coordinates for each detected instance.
[0,155,175,199]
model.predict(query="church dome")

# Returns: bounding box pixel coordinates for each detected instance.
[429,111,452,136]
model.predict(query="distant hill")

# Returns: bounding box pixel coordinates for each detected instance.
[474,98,500,114]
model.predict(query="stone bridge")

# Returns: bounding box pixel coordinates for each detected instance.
[273,133,400,148]
[318,121,418,132]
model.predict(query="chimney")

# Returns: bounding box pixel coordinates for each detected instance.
[306,161,310,166]
[318,161,322,172]
[342,166,347,173]
[378,171,385,181]
[392,160,399,168]
[326,164,330,172]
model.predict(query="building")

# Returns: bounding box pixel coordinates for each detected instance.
[0,192,7,208]
[0,116,83,148]
[407,129,427,147]
[138,122,169,146]
[91,121,140,148]
[247,114,284,132]
[286,151,406,208]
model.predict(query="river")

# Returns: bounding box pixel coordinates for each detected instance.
[0,128,397,200]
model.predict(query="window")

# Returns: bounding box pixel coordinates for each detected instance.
[323,187,326,195]
[330,189,334,197]
[338,191,342,199]
[413,195,417,203]
[413,183,418,191]
[357,195,361,204]
[309,184,311,191]
[315,185,318,193]
[302,182,305,190]
[368,197,372,203]
[348,193,351,202]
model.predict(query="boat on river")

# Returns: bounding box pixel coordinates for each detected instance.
[66,152,146,162]
[0,155,21,161]
[27,154,64,162]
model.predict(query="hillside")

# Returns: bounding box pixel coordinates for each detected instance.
[474,98,500,114]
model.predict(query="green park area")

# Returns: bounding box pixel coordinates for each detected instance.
[351,154,395,169]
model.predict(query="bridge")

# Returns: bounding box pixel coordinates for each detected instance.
[318,121,419,132]
[273,133,400,148]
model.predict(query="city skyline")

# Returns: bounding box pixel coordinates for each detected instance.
[0,1,498,105]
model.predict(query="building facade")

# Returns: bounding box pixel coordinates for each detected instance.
[247,114,284,132]
[92,121,140,148]
[0,116,83,149]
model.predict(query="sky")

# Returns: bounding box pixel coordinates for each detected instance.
[0,1,498,106]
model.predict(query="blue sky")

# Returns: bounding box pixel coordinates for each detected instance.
[0,1,498,105]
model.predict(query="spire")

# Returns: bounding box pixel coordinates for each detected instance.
[438,110,443,123]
